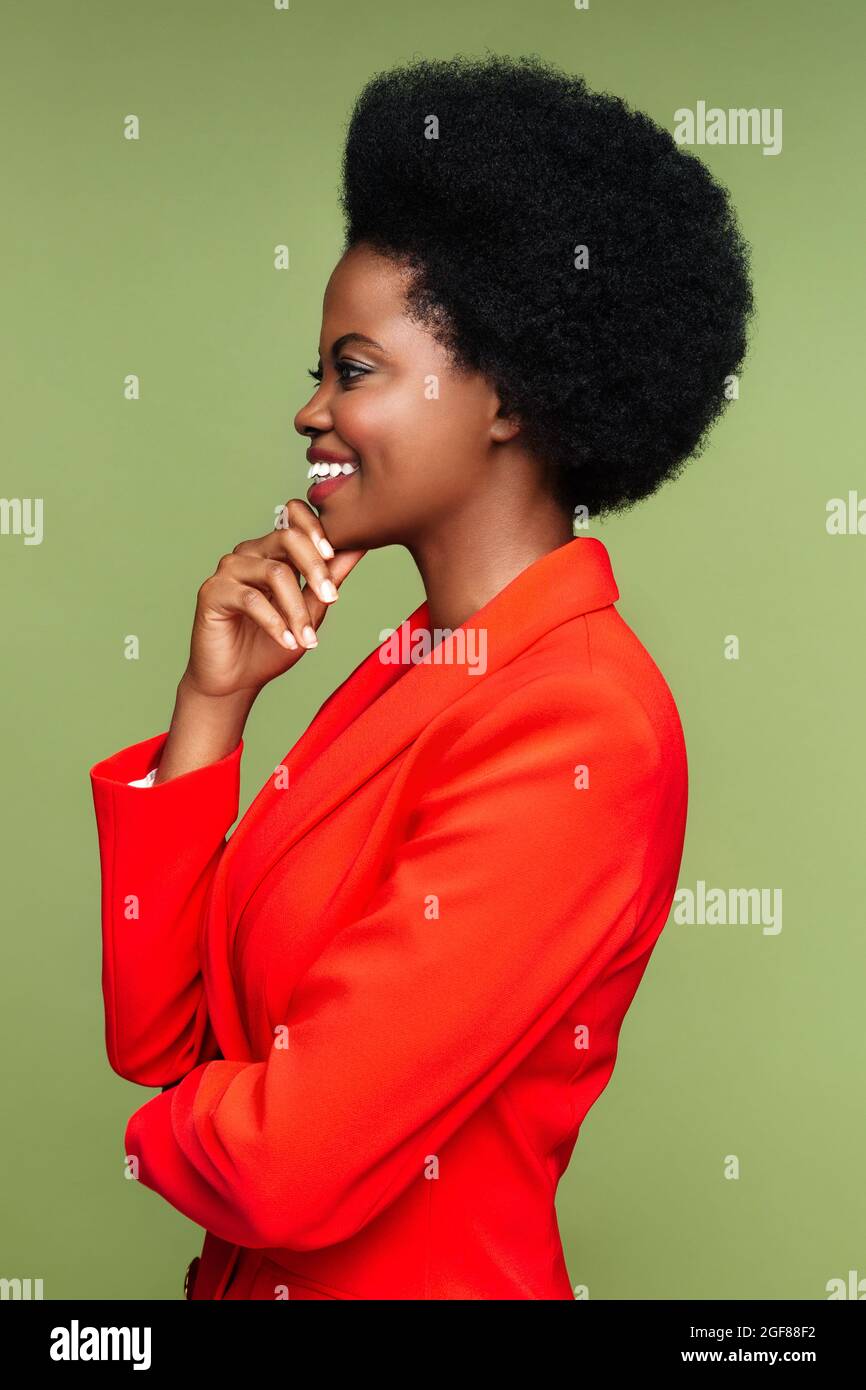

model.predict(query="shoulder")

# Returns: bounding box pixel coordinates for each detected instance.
[462,666,663,764]
[413,664,663,808]
[417,607,687,790]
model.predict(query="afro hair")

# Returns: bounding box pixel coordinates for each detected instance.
[339,53,754,519]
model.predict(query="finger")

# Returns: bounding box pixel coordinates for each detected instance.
[236,584,305,652]
[227,513,366,636]
[236,502,326,574]
[205,564,303,653]
[276,498,337,567]
[269,500,343,607]
[259,557,322,648]
[275,498,336,569]
[218,553,320,649]
[330,547,368,584]
[301,547,367,629]
[244,501,359,595]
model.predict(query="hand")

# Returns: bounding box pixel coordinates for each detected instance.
[182,499,366,701]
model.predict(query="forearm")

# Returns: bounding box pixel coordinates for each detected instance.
[153,676,258,784]
[90,718,246,1085]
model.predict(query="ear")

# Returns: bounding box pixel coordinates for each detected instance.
[489,396,522,445]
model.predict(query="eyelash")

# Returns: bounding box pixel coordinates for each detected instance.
[307,360,368,386]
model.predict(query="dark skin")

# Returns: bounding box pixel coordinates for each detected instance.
[153,241,574,783]
[294,241,574,635]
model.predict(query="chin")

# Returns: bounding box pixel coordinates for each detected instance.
[316,488,421,551]
[314,504,379,551]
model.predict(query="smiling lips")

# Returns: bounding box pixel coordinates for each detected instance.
[306,456,361,504]
[307,460,360,480]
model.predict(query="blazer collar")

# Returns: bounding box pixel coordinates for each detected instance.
[219,535,619,935]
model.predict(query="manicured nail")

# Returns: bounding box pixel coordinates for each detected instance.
[315,535,335,559]
[282,630,298,649]
[302,625,318,647]
[321,579,338,601]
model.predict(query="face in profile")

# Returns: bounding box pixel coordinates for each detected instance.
[293,242,519,554]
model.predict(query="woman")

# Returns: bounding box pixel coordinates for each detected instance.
[90,55,752,1300]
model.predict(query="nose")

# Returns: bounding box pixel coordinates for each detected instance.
[293,381,333,440]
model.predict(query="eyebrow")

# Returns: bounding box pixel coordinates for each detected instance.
[320,332,389,359]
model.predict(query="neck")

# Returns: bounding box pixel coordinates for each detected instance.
[406,474,574,636]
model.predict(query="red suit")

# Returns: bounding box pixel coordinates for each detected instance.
[89,537,688,1300]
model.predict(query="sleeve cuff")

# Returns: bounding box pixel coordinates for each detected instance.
[90,731,244,831]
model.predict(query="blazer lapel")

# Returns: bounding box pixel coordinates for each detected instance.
[219,536,619,940]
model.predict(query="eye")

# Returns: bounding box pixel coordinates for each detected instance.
[307,359,369,386]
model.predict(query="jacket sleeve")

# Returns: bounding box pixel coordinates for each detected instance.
[123,674,672,1250]
[90,730,244,1087]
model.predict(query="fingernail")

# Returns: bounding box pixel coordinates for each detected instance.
[302,625,318,647]
[282,630,298,649]
[321,579,338,601]
[315,535,335,559]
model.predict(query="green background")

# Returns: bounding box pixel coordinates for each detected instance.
[1,0,863,1300]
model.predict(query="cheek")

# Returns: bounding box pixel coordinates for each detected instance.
[338,381,470,462]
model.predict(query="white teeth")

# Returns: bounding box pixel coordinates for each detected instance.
[307,461,360,479]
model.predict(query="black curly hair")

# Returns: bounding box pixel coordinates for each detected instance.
[338,53,754,519]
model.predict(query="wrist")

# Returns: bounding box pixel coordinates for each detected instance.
[176,672,259,715]
[173,678,257,750]
[152,678,257,784]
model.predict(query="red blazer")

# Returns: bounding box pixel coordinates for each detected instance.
[90,536,688,1301]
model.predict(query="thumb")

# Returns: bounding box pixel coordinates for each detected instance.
[305,547,367,628]
[330,547,368,586]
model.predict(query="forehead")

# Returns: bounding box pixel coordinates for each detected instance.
[320,244,414,341]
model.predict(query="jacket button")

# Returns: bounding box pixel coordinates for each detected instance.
[184,1256,200,1300]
